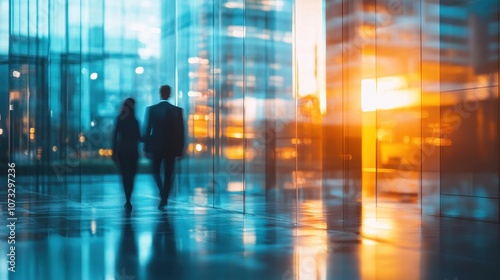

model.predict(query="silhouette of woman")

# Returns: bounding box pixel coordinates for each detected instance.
[112,98,141,210]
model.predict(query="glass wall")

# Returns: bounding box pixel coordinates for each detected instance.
[3,0,163,200]
[3,0,499,225]
[438,0,499,222]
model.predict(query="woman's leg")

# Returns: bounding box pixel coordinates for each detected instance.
[123,157,139,205]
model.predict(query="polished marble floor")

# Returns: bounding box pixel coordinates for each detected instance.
[0,175,499,280]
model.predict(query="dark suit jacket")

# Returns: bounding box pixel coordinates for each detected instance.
[143,101,185,157]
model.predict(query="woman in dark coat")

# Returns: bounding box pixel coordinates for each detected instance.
[112,98,141,210]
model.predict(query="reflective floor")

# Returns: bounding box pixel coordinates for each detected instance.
[0,175,499,280]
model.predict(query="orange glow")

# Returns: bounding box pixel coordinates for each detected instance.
[224,146,254,160]
[276,147,296,160]
[9,91,20,100]
[361,76,419,112]
[360,207,422,279]
[362,112,377,203]
[293,225,327,279]
[98,149,113,157]
[225,126,244,139]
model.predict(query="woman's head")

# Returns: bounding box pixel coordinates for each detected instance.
[120,98,136,120]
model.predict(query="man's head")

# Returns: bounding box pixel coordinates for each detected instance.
[160,85,171,100]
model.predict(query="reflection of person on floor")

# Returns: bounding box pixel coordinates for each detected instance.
[113,98,141,210]
[143,85,185,209]
[147,212,181,279]
[115,212,138,279]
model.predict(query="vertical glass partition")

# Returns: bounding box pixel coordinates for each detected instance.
[172,0,219,208]
[215,0,246,212]
[438,0,499,222]
[374,0,422,211]
[242,2,296,221]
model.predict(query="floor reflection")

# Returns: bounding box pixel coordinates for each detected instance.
[145,211,181,280]
[1,174,498,279]
[115,211,139,280]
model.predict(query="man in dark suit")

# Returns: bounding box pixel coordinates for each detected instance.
[143,85,185,208]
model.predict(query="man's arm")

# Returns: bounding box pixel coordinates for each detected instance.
[177,108,186,157]
[143,107,152,153]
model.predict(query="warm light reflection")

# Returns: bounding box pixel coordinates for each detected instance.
[360,207,422,279]
[295,0,326,114]
[9,90,20,100]
[195,144,203,152]
[98,149,113,157]
[276,147,296,160]
[225,126,244,139]
[224,146,254,160]
[227,181,244,192]
[293,227,327,280]
[361,76,418,112]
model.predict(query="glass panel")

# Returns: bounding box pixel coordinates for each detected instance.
[0,64,7,167]
[0,0,8,55]
[295,0,338,232]
[439,0,499,222]
[422,0,441,216]
[173,0,218,208]
[214,0,245,212]
[243,1,296,221]
[374,0,422,211]
[0,0,6,161]
[342,0,363,232]
[359,0,378,232]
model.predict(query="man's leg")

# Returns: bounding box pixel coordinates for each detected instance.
[152,155,163,199]
[162,157,176,203]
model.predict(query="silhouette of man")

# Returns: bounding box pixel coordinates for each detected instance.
[143,85,185,208]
